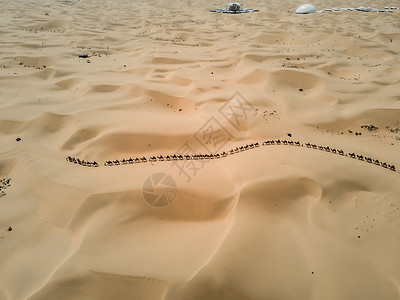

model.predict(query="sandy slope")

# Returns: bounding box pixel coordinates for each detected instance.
[1,0,400,299]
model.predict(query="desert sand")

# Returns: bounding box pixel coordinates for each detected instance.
[1,0,400,299]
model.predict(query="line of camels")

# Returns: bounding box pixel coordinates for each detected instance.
[66,140,397,172]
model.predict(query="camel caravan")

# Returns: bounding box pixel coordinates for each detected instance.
[66,156,99,167]
[66,140,397,172]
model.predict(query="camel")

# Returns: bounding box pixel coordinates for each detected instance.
[157,155,164,161]
[349,153,356,158]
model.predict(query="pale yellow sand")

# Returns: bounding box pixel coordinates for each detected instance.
[1,0,400,299]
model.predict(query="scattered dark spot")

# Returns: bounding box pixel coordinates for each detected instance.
[361,124,378,131]
[45,13,49,16]
[7,227,12,232]
[358,235,360,238]
[211,72,213,74]
[78,54,88,58]
[179,109,182,111]
[86,59,91,63]
[286,57,290,60]
[311,272,314,274]
[390,38,392,42]
[16,138,21,142]
[124,65,126,67]
[299,88,303,92]
[287,133,292,137]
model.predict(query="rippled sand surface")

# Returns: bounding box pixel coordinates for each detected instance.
[1,0,400,299]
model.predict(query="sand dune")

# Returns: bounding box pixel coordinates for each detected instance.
[1,0,400,299]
